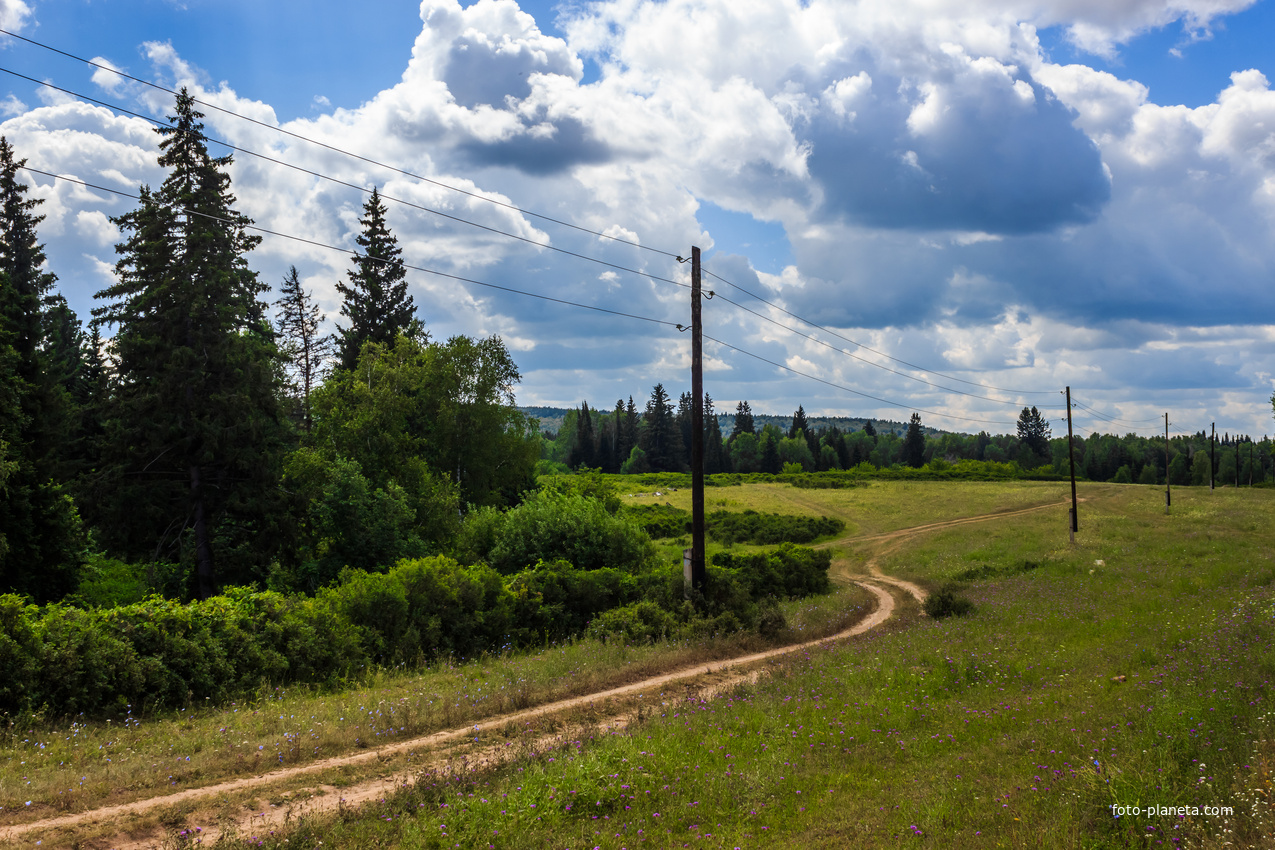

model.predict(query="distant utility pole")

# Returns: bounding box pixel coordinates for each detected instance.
[1164,413,1171,514]
[1066,386,1078,543]
[1250,440,1255,486]
[684,246,706,595]
[1210,423,1216,491]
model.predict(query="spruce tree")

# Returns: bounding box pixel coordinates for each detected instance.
[789,405,807,440]
[730,400,755,442]
[93,90,288,599]
[704,393,726,474]
[0,137,82,600]
[335,188,417,371]
[275,265,332,433]
[1016,406,1052,461]
[639,383,682,472]
[571,400,597,469]
[902,412,926,468]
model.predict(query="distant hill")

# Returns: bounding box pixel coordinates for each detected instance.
[519,407,943,438]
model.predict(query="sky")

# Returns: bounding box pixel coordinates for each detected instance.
[1,0,1274,441]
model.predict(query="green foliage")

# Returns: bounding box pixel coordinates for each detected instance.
[91,91,287,598]
[923,584,974,618]
[512,560,640,644]
[587,600,677,644]
[621,503,690,538]
[334,187,418,371]
[477,488,656,574]
[707,509,844,544]
[281,448,427,590]
[711,543,833,598]
[66,555,150,608]
[320,557,511,665]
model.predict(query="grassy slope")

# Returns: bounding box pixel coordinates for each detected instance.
[9,480,1275,849]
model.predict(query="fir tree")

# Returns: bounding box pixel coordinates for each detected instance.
[704,393,726,474]
[1016,406,1052,460]
[570,400,597,469]
[335,188,418,371]
[275,265,332,433]
[93,90,288,599]
[789,405,807,440]
[0,137,82,600]
[730,400,755,442]
[639,383,682,472]
[902,413,926,468]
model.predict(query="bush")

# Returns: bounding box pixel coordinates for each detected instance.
[621,503,690,538]
[924,585,974,618]
[587,601,677,644]
[482,489,656,574]
[711,544,833,598]
[707,509,844,545]
[506,560,639,644]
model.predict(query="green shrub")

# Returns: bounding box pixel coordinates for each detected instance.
[484,489,655,574]
[621,503,691,538]
[587,601,677,644]
[711,544,833,598]
[507,560,638,644]
[924,585,974,618]
[707,509,844,544]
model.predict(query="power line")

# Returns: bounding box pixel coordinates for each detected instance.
[0,26,683,260]
[710,291,1035,406]
[702,332,1018,428]
[1069,396,1164,429]
[22,167,682,331]
[0,67,692,293]
[700,265,1056,396]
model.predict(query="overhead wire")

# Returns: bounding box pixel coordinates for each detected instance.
[0,67,692,293]
[700,265,1056,396]
[710,290,1039,406]
[702,332,1018,428]
[0,25,683,260]
[22,167,682,331]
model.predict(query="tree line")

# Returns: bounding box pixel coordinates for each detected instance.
[544,393,1274,486]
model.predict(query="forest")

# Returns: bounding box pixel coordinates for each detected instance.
[0,92,1269,718]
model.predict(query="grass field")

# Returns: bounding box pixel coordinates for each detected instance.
[4,479,1274,848]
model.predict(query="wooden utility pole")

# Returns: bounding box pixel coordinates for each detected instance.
[1066,387,1078,542]
[1164,412,1170,514]
[1210,423,1216,490]
[687,246,706,593]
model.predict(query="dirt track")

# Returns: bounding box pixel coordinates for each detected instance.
[2,498,1065,849]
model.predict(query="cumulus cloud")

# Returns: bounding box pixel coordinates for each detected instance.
[1,0,1273,435]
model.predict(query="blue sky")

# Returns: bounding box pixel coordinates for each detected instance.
[1,0,1274,438]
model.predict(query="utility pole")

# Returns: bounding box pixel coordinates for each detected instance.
[1210,423,1215,491]
[686,246,706,594]
[1066,387,1078,543]
[1250,440,1254,486]
[1164,412,1170,514]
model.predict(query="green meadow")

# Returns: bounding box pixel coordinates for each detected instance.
[4,479,1274,848]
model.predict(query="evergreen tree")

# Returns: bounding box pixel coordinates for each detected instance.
[862,420,877,437]
[93,90,288,599]
[622,396,640,460]
[0,137,82,601]
[676,391,694,465]
[611,398,628,472]
[639,383,682,472]
[730,400,755,442]
[789,405,808,440]
[759,428,782,473]
[1016,406,1052,461]
[275,265,332,433]
[570,400,597,469]
[704,393,726,474]
[334,188,418,371]
[901,412,926,468]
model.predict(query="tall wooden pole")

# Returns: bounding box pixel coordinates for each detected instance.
[1066,386,1078,542]
[689,246,706,592]
[1164,413,1171,514]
